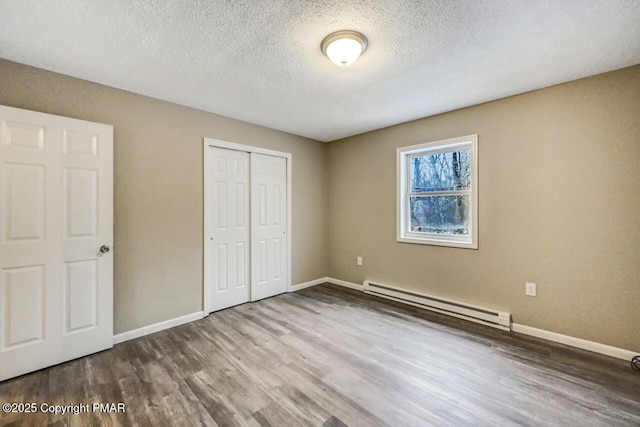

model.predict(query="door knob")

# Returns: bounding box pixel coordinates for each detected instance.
[100,245,110,254]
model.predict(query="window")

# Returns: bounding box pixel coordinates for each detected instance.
[397,135,478,249]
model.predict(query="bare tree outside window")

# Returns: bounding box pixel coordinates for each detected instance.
[397,135,478,249]
[409,150,471,235]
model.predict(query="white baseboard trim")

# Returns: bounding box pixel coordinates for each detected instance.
[290,277,330,292]
[326,277,364,291]
[113,311,204,345]
[512,323,637,362]
[289,277,364,292]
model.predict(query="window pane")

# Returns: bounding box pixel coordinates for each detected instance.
[410,195,470,235]
[410,149,471,192]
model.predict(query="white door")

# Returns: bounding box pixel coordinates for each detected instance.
[206,148,250,312]
[204,141,290,314]
[250,153,287,301]
[0,105,113,381]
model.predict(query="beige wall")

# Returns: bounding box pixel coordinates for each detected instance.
[0,59,327,334]
[2,57,638,352]
[327,65,640,351]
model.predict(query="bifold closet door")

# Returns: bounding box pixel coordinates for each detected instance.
[250,153,287,301]
[208,147,251,312]
[0,105,113,381]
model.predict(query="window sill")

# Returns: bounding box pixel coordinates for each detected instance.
[396,235,478,249]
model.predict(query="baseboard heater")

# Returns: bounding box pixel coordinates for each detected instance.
[363,280,511,331]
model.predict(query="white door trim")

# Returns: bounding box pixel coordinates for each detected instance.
[203,138,292,315]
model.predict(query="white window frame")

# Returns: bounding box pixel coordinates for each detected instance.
[397,134,478,249]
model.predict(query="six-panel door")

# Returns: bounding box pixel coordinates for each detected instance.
[250,153,287,301]
[208,147,251,312]
[0,105,113,381]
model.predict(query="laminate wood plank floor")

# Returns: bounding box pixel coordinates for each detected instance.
[1,283,639,426]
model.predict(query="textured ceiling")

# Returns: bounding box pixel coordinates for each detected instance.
[1,1,639,142]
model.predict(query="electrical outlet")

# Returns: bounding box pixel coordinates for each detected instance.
[357,256,363,266]
[525,282,537,297]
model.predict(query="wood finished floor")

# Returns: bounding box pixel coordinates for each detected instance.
[1,283,639,426]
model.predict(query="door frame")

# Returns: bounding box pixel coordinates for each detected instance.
[203,138,292,315]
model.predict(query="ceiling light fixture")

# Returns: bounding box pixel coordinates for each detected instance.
[321,30,368,67]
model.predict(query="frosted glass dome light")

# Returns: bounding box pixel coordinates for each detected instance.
[321,30,368,67]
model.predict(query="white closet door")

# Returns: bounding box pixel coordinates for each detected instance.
[207,147,250,312]
[250,153,287,301]
[0,105,113,381]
